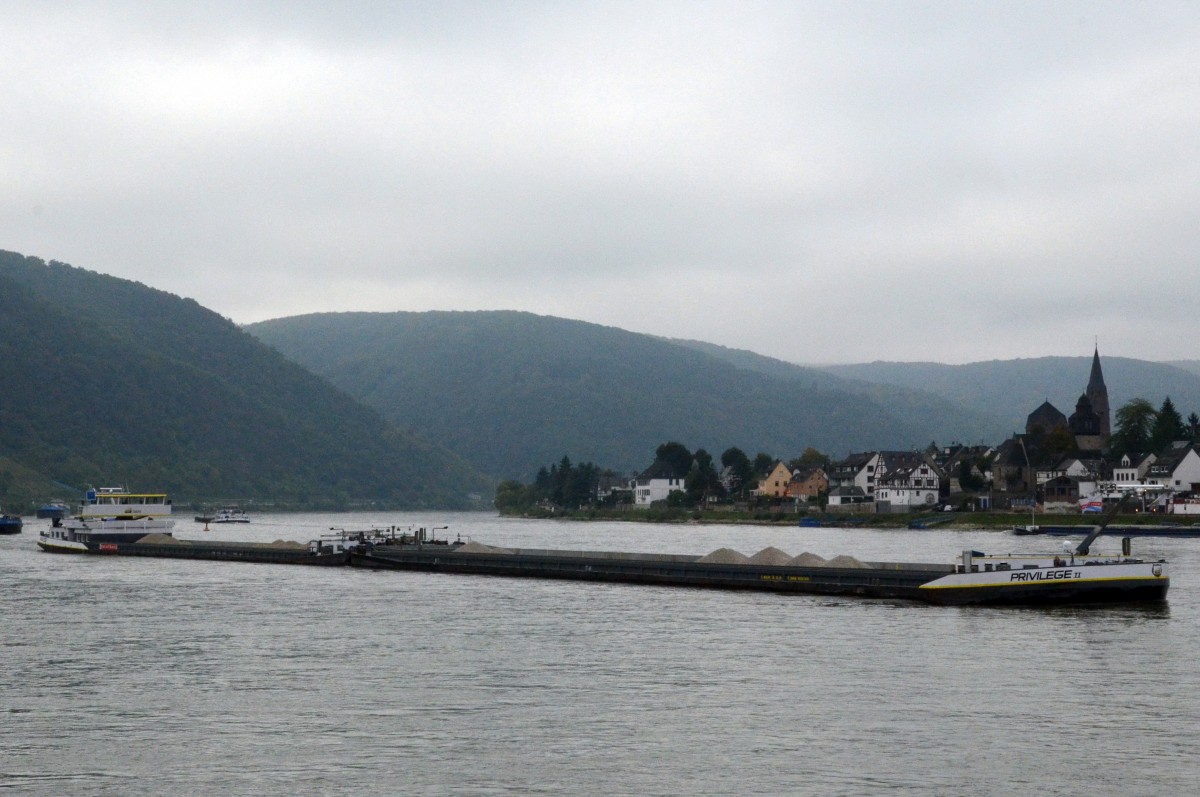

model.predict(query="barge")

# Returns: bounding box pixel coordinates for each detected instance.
[54,516,1171,606]
[81,527,418,566]
[348,540,1168,606]
[90,535,349,566]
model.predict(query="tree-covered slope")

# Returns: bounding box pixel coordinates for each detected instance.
[0,251,490,510]
[820,358,1200,433]
[247,311,988,481]
[669,338,1008,443]
[1166,360,1200,378]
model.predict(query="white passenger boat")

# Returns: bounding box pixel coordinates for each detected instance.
[212,506,250,523]
[38,487,175,554]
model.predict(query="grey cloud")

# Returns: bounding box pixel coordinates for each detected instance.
[2,2,1198,362]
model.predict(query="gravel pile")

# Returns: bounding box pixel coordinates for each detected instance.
[788,552,827,566]
[138,533,183,545]
[455,541,516,554]
[748,546,793,565]
[824,554,872,569]
[697,547,750,564]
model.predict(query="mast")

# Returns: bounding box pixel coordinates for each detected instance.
[1073,493,1129,555]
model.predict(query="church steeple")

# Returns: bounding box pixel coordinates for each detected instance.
[1086,345,1111,439]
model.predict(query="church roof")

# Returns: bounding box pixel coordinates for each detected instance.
[1087,346,1107,392]
[1027,400,1067,429]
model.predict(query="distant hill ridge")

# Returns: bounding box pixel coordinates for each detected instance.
[818,358,1200,434]
[248,310,1008,481]
[9,247,1195,511]
[0,250,489,509]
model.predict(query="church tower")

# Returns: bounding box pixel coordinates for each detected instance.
[1086,346,1111,440]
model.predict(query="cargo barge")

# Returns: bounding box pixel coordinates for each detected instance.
[56,519,1171,606]
[347,541,1168,606]
[92,537,349,566]
[82,527,430,566]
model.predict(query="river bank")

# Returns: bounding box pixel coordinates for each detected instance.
[499,506,1199,530]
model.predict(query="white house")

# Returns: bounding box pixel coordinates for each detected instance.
[827,452,881,498]
[631,461,687,506]
[1146,445,1200,494]
[876,461,941,511]
[1113,453,1156,484]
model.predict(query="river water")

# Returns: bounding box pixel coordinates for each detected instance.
[2,512,1198,796]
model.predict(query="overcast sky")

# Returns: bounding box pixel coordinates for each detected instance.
[3,2,1197,364]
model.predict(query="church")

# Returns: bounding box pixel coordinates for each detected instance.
[1024,347,1110,453]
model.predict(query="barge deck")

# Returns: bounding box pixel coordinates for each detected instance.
[56,524,1171,606]
[93,538,348,566]
[350,545,953,601]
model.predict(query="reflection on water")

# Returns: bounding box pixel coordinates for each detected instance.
[2,512,1198,796]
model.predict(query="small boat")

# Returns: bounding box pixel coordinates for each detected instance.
[212,506,250,523]
[35,500,69,520]
[38,486,174,553]
[0,506,22,535]
[1012,524,1093,536]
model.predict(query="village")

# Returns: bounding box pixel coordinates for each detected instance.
[625,349,1200,518]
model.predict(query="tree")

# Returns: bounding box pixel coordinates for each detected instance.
[957,460,985,492]
[494,480,533,511]
[1189,413,1200,442]
[524,455,603,509]
[752,452,775,475]
[551,455,573,505]
[1112,398,1156,456]
[720,447,753,498]
[534,466,552,494]
[685,448,723,505]
[789,447,829,471]
[1044,426,1077,459]
[563,461,600,508]
[655,441,694,477]
[1150,397,1186,453]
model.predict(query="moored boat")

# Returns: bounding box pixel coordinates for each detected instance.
[38,486,175,553]
[35,500,69,520]
[212,506,250,523]
[0,506,22,535]
[1012,524,1094,536]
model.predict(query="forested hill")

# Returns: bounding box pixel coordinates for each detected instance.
[820,359,1200,434]
[0,251,490,510]
[668,338,1008,440]
[247,311,1002,481]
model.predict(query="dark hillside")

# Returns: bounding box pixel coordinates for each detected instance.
[248,311,971,481]
[0,251,489,510]
[670,338,1007,442]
